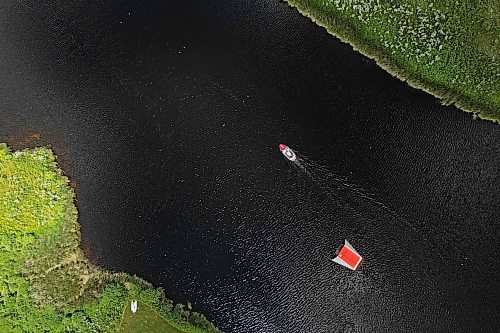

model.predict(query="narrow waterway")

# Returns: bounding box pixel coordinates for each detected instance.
[1,0,499,331]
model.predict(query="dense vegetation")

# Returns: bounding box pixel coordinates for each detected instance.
[0,143,221,332]
[285,0,500,121]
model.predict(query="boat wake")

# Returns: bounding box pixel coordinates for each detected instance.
[298,155,406,224]
[291,151,446,267]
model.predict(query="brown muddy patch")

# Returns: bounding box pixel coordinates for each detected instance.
[5,131,43,149]
[82,243,102,263]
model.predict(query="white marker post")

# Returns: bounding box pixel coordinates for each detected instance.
[131,300,138,313]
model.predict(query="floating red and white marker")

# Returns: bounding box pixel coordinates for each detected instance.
[332,240,363,270]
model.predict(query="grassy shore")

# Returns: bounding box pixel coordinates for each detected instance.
[284,0,500,122]
[118,300,187,332]
[0,143,221,333]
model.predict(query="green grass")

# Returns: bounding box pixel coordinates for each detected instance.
[0,143,222,332]
[284,0,500,122]
[118,301,186,333]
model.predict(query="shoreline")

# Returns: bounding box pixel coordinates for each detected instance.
[284,0,500,123]
[0,143,221,332]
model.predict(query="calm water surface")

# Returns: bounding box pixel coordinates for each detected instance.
[1,0,499,332]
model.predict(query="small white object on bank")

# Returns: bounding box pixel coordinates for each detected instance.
[131,300,138,313]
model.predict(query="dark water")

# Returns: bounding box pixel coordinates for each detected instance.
[1,0,499,331]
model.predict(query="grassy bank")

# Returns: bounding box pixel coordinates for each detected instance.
[284,0,500,122]
[0,143,221,333]
[118,300,186,332]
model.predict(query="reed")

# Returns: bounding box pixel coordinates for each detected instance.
[285,0,500,122]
